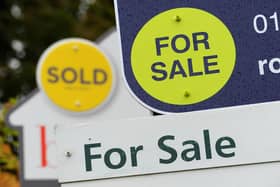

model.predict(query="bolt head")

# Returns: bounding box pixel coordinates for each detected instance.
[174,15,182,22]
[184,91,190,98]
[72,45,79,52]
[65,151,72,158]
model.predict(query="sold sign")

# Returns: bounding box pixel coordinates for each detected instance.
[36,39,115,113]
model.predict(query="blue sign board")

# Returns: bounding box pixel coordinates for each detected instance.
[115,0,280,113]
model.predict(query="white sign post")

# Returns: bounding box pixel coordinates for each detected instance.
[6,29,151,187]
[57,101,280,187]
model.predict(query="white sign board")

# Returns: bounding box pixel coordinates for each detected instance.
[57,101,280,185]
[61,162,280,187]
[6,29,151,185]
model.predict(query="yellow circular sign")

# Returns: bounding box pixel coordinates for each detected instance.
[37,39,115,113]
[131,8,236,105]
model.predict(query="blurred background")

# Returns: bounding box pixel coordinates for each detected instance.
[0,0,115,186]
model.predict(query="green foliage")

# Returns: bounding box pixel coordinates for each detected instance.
[0,99,19,176]
[0,0,115,102]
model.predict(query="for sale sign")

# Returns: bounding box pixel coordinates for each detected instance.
[57,101,280,185]
[114,0,280,113]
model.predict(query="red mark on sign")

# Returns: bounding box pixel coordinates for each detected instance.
[40,126,47,167]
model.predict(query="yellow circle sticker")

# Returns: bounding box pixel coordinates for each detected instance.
[131,8,236,105]
[37,39,115,113]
